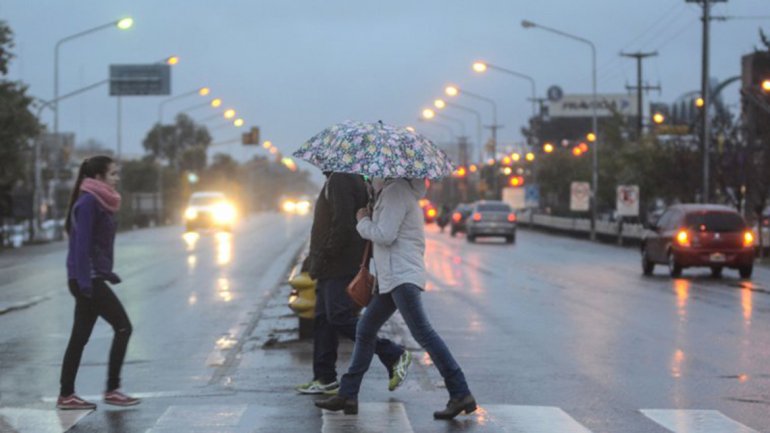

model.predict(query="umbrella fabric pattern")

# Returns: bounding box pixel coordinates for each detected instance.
[293,120,455,179]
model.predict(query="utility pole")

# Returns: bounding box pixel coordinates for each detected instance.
[687,0,726,203]
[621,51,660,138]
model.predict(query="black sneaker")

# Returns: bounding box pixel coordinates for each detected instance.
[315,395,358,415]
[433,394,477,420]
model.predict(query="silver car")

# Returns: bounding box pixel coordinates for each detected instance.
[465,201,517,244]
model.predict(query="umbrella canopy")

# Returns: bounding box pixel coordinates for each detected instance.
[293,120,455,179]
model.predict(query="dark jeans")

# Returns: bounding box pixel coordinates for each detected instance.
[313,275,403,384]
[60,279,133,396]
[339,283,471,400]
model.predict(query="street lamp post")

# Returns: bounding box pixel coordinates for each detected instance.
[522,19,599,241]
[435,99,483,164]
[53,17,133,135]
[445,85,502,198]
[473,61,537,117]
[417,118,456,142]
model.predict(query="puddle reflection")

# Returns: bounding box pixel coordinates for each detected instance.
[217,278,233,302]
[216,232,233,266]
[182,232,200,251]
[671,349,685,379]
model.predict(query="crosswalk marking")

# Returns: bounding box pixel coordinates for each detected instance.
[321,402,413,433]
[1,403,762,432]
[480,405,594,433]
[0,408,91,433]
[146,404,248,432]
[641,409,760,433]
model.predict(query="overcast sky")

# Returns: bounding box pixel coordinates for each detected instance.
[3,0,768,171]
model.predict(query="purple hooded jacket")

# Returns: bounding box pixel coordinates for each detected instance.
[66,192,121,296]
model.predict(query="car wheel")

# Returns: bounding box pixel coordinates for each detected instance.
[710,266,723,278]
[739,265,753,279]
[667,251,682,277]
[641,248,655,276]
[450,229,457,237]
[467,235,475,243]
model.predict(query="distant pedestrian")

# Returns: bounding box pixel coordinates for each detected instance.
[296,172,411,395]
[316,178,476,419]
[57,156,140,410]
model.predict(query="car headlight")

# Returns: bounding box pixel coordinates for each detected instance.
[282,200,297,213]
[184,208,198,220]
[213,203,236,224]
[295,200,311,215]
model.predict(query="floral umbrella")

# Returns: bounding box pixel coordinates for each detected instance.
[292,120,455,179]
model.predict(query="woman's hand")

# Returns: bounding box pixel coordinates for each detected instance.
[356,207,371,221]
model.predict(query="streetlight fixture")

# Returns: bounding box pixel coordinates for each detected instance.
[472,60,538,116]
[165,55,180,66]
[54,17,134,134]
[417,117,456,143]
[233,118,245,127]
[422,108,436,119]
[522,18,599,240]
[224,109,236,119]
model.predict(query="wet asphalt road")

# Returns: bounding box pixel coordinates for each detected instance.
[1,215,770,432]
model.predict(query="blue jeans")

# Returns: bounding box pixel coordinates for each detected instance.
[339,283,471,400]
[313,275,403,384]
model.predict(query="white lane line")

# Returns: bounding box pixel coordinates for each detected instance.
[0,408,92,433]
[41,389,233,403]
[322,402,413,433]
[641,409,759,433]
[146,404,247,433]
[481,405,594,433]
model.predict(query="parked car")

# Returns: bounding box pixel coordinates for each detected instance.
[641,204,755,278]
[184,191,237,232]
[465,201,517,244]
[449,204,473,237]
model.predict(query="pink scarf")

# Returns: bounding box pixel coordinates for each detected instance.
[80,178,121,213]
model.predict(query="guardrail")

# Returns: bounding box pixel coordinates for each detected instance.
[527,213,645,245]
[525,213,769,250]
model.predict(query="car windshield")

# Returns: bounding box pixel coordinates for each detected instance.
[190,196,224,206]
[477,204,511,213]
[684,212,746,232]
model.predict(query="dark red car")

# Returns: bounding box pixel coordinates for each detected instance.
[641,204,755,278]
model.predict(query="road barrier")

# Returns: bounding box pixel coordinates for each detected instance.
[526,213,645,245]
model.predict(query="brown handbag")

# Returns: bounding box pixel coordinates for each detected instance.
[346,241,374,307]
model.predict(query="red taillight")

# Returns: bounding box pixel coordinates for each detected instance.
[744,231,755,248]
[675,230,690,247]
[472,213,482,222]
[452,212,462,223]
[507,213,516,222]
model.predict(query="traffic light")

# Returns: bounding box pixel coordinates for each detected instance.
[741,51,770,137]
[241,126,260,145]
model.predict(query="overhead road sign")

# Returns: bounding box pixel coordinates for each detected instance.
[110,64,171,96]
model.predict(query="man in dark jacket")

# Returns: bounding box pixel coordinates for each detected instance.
[296,172,411,395]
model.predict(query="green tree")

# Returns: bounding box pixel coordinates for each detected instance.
[0,21,43,212]
[142,113,211,167]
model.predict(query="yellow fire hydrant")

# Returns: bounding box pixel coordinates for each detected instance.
[288,271,316,339]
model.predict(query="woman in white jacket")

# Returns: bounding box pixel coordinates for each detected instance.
[316,178,476,420]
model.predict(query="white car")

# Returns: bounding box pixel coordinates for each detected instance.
[184,192,237,232]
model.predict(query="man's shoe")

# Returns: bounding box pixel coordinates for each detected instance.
[296,380,340,395]
[56,394,97,410]
[103,389,141,407]
[388,350,412,391]
[314,395,358,415]
[433,394,477,420]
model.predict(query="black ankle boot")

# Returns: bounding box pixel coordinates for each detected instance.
[314,395,358,415]
[433,394,477,420]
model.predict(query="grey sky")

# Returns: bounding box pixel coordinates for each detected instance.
[3,0,768,170]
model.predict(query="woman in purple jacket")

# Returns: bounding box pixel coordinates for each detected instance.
[57,156,140,410]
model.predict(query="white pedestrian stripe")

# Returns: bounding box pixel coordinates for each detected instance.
[146,404,247,433]
[642,409,760,433]
[480,405,594,433]
[321,402,413,433]
[0,408,91,433]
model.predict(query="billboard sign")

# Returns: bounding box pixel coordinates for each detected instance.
[547,94,639,118]
[616,185,640,217]
[570,181,590,212]
[110,64,171,96]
